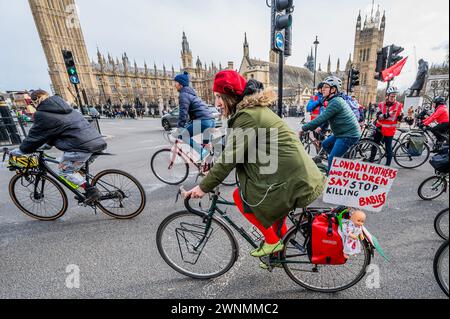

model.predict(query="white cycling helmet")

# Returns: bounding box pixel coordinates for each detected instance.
[322,76,343,93]
[386,87,399,95]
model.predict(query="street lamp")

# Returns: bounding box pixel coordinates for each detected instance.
[313,36,320,89]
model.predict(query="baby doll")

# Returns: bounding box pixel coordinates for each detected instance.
[339,210,366,259]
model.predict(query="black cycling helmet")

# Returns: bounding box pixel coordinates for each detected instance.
[433,96,446,106]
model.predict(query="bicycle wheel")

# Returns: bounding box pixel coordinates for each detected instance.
[348,139,383,164]
[418,176,447,201]
[433,241,449,297]
[221,169,238,187]
[435,209,449,241]
[282,226,371,293]
[394,141,430,169]
[151,149,189,185]
[9,172,68,221]
[92,170,146,219]
[157,211,239,279]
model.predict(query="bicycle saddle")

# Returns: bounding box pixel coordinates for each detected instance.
[92,152,115,156]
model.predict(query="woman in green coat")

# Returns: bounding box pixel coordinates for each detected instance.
[185,70,325,260]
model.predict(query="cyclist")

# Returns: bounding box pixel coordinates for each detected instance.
[421,96,449,151]
[184,70,325,264]
[300,76,362,174]
[9,90,107,204]
[369,87,404,166]
[174,71,215,161]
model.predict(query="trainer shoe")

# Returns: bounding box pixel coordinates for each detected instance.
[251,241,284,258]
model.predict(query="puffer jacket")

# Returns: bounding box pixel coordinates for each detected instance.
[423,105,449,126]
[20,96,107,154]
[178,86,213,128]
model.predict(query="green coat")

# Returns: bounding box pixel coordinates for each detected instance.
[200,90,326,228]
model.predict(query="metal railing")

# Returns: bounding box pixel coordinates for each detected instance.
[0,114,29,147]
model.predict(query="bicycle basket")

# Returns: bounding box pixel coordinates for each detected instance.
[407,133,427,157]
[8,155,39,170]
[430,153,449,174]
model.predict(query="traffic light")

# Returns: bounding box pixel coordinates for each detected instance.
[271,0,294,53]
[348,68,360,93]
[388,44,404,68]
[62,50,80,85]
[374,46,389,81]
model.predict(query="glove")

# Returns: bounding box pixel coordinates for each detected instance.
[10,149,24,157]
[383,113,390,120]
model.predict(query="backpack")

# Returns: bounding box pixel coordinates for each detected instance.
[430,152,449,173]
[309,214,347,265]
[407,133,427,157]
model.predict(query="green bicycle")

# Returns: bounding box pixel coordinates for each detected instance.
[157,188,378,293]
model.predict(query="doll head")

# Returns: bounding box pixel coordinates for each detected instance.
[350,210,366,227]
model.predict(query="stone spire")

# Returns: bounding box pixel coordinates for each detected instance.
[327,55,332,74]
[380,11,386,30]
[244,32,250,58]
[356,10,362,30]
[346,53,352,71]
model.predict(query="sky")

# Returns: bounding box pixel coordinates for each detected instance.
[0,0,448,93]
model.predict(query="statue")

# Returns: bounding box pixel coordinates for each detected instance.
[408,59,429,97]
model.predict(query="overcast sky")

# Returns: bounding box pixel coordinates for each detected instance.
[0,0,448,93]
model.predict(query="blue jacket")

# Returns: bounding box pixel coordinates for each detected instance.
[178,87,213,128]
[306,93,324,114]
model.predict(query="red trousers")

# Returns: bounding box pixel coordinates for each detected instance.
[233,188,287,245]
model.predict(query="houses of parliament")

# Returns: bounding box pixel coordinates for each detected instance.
[29,0,386,110]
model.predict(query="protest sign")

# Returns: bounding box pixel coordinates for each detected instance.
[323,158,399,212]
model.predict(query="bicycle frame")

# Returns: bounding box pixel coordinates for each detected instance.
[183,192,364,266]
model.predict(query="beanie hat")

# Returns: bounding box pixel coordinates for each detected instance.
[174,71,190,87]
[213,70,247,97]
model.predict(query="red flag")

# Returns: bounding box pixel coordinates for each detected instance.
[382,57,408,82]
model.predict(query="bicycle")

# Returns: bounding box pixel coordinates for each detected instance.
[157,188,379,294]
[434,208,449,241]
[393,125,449,169]
[151,130,238,187]
[434,240,449,297]
[418,171,449,201]
[2,147,146,221]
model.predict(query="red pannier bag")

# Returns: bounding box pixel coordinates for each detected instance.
[310,214,347,265]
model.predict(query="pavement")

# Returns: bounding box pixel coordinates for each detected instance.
[0,117,448,299]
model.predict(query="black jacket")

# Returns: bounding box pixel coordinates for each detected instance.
[20,96,107,154]
[178,87,213,128]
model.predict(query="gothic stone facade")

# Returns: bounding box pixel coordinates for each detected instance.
[29,0,220,109]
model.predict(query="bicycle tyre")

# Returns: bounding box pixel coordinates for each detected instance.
[434,208,449,241]
[418,176,447,201]
[281,226,371,293]
[394,141,431,169]
[92,169,146,219]
[221,169,239,187]
[433,240,449,297]
[151,148,189,185]
[157,211,239,280]
[9,172,68,221]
